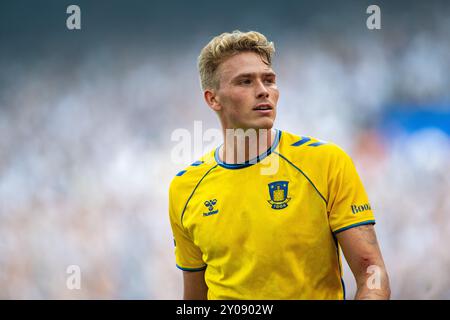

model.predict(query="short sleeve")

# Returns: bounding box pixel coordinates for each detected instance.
[168,185,206,271]
[327,147,376,234]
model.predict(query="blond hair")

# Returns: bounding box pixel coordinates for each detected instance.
[197,30,275,90]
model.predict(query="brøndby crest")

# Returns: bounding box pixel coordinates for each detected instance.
[267,181,291,210]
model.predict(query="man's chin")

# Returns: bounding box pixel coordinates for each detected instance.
[231,118,275,131]
[251,118,275,130]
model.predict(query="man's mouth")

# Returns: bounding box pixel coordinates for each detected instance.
[253,104,273,111]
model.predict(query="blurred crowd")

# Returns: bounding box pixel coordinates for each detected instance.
[1,4,450,299]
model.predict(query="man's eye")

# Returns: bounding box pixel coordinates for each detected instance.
[265,78,275,84]
[239,79,251,84]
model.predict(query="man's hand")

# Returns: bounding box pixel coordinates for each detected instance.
[182,270,208,300]
[336,224,391,300]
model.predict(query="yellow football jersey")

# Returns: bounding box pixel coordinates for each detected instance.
[168,129,375,300]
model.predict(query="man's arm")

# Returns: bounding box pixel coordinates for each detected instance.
[335,224,391,300]
[182,270,208,300]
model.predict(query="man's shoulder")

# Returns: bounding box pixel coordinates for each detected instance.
[169,149,218,196]
[278,129,351,165]
[277,130,356,198]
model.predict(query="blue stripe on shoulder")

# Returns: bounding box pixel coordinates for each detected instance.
[176,170,187,176]
[292,136,327,147]
[308,141,326,147]
[176,160,204,177]
[291,136,311,146]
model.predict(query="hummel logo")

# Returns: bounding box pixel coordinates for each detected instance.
[351,203,372,214]
[203,199,219,217]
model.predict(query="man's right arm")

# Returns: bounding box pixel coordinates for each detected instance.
[182,270,208,300]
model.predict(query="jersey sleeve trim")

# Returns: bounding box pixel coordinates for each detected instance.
[176,264,207,272]
[333,220,376,234]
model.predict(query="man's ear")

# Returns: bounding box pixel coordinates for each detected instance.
[204,89,222,112]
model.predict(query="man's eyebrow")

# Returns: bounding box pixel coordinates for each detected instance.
[232,72,276,80]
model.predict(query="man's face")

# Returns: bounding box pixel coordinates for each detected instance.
[212,51,279,130]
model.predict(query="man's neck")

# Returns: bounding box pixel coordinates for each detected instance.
[219,128,275,164]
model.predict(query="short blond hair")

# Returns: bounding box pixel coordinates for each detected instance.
[197,30,275,90]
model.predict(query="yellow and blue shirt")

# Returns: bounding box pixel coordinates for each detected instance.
[168,129,375,299]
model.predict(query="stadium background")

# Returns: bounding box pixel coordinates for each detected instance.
[0,0,449,299]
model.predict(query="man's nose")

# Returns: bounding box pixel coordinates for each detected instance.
[256,80,269,98]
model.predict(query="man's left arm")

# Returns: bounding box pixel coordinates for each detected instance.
[335,224,391,300]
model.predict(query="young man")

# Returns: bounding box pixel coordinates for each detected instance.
[168,30,390,300]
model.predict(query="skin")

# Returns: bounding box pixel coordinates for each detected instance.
[183,51,391,300]
[204,51,279,163]
[336,224,391,299]
[183,270,208,300]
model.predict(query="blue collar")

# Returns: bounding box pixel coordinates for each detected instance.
[214,129,282,169]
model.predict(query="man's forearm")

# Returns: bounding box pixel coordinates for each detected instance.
[354,268,391,300]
